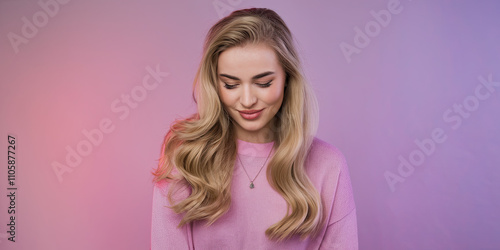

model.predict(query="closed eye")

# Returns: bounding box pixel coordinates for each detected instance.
[223,82,237,89]
[257,81,272,88]
[223,81,272,89]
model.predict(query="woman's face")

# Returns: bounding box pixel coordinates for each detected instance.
[217,43,286,143]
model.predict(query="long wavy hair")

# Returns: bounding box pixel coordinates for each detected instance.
[153,8,321,240]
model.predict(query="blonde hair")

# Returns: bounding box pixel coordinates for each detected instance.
[153,8,321,240]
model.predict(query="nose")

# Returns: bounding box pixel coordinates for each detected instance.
[240,84,257,108]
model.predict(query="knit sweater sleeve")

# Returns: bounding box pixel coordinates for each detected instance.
[151,179,193,250]
[312,139,359,249]
[319,159,358,250]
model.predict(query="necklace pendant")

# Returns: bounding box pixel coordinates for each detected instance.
[249,182,255,189]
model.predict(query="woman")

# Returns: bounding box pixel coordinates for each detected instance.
[151,8,358,249]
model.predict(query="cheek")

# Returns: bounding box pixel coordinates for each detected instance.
[262,86,285,106]
[219,89,235,107]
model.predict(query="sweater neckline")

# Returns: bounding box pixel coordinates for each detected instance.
[236,139,275,157]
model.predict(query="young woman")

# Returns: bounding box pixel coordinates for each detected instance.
[151,8,358,249]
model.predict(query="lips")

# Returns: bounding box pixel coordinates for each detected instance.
[238,109,264,120]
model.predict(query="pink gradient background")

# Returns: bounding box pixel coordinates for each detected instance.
[1,0,499,249]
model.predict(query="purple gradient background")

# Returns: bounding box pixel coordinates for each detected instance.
[1,0,499,249]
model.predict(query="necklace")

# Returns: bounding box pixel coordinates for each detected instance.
[237,147,273,189]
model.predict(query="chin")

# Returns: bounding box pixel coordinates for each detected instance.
[240,124,264,132]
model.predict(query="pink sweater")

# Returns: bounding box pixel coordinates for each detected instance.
[151,138,358,249]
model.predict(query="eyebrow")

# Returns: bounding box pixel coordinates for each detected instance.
[219,71,275,81]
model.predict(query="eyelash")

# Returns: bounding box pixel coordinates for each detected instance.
[223,81,272,89]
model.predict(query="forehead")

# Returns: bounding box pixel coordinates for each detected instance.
[217,43,282,77]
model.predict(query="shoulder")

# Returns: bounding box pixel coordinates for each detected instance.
[153,177,191,202]
[153,179,170,197]
[305,137,350,189]
[307,137,348,169]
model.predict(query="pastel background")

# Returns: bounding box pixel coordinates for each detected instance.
[1,0,499,249]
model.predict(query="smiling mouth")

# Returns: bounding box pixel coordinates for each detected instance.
[238,109,264,120]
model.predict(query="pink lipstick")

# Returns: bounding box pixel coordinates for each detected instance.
[238,109,264,120]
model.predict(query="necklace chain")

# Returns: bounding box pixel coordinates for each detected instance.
[237,147,273,189]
